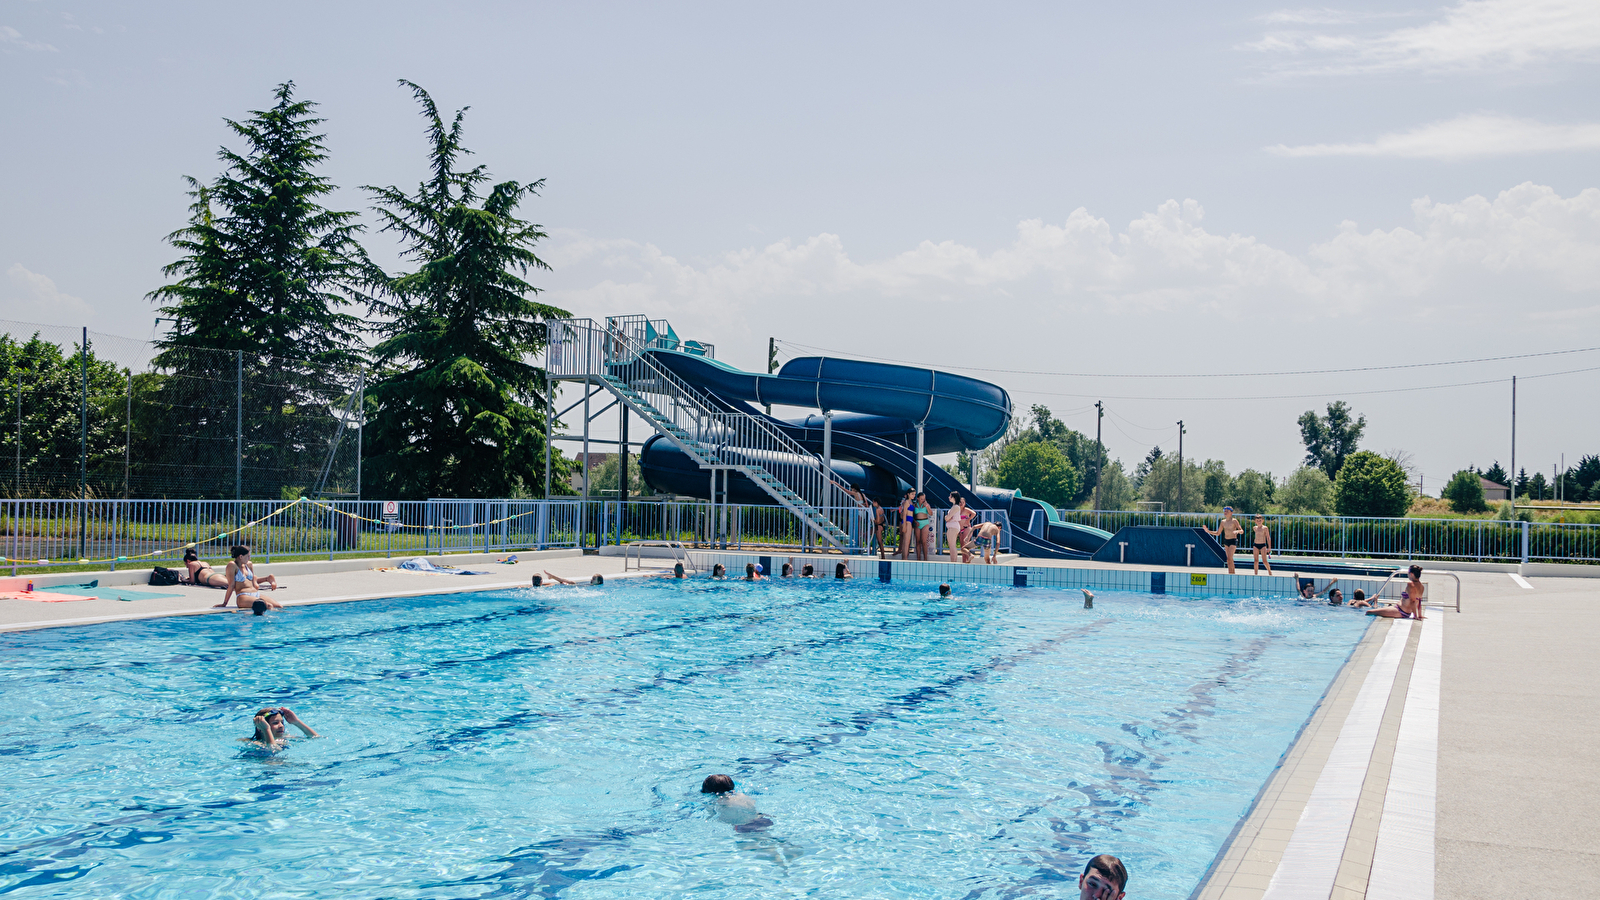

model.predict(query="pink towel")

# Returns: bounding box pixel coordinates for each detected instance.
[0,591,93,602]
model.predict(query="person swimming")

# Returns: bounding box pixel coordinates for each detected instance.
[834,562,852,579]
[700,773,773,832]
[712,564,726,579]
[242,706,318,751]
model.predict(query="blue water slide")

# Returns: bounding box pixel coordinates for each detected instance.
[636,348,1111,559]
[646,351,1011,451]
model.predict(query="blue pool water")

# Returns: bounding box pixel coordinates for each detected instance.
[0,578,1369,899]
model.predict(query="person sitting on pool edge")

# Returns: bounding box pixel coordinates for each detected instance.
[1078,854,1127,900]
[243,706,318,751]
[700,773,773,833]
[1368,565,1426,619]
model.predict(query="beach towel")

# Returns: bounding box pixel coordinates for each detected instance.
[39,582,185,602]
[0,590,94,602]
[397,557,494,576]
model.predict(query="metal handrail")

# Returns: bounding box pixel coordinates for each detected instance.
[1363,567,1461,614]
[623,539,698,573]
[550,316,863,548]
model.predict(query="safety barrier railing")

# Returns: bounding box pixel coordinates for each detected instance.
[549,316,862,547]
[1056,509,1600,565]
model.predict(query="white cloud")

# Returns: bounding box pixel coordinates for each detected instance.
[540,183,1600,343]
[1247,0,1600,74]
[3,263,95,322]
[1268,113,1600,159]
[0,24,57,52]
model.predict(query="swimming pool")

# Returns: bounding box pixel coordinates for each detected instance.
[0,578,1369,899]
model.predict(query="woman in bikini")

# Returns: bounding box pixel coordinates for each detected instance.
[215,546,285,610]
[945,493,971,562]
[913,493,932,561]
[183,549,228,588]
[1368,564,1426,620]
[897,490,915,560]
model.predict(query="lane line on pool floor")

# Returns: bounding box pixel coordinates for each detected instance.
[1366,613,1442,900]
[1261,618,1413,900]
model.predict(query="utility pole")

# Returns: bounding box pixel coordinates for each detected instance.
[1510,375,1517,507]
[79,327,88,559]
[766,337,777,417]
[1093,401,1104,520]
[1176,420,1185,513]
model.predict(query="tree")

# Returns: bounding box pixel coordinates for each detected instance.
[1442,469,1488,513]
[1574,455,1600,499]
[1140,455,1204,512]
[1297,401,1366,478]
[146,82,369,498]
[1515,467,1529,496]
[1227,469,1275,515]
[1017,405,1098,505]
[992,441,1080,509]
[1483,461,1508,487]
[1528,471,1549,501]
[361,81,569,499]
[1133,445,1164,487]
[1201,459,1231,507]
[1094,458,1138,511]
[1333,450,1411,517]
[590,453,645,497]
[1278,466,1333,515]
[0,333,127,497]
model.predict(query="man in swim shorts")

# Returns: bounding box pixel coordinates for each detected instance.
[1205,507,1244,574]
[1250,514,1272,575]
[973,520,1002,565]
[1078,853,1127,900]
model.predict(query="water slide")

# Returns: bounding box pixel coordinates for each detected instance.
[636,350,1113,559]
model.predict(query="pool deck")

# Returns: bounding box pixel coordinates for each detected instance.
[1,552,1594,897]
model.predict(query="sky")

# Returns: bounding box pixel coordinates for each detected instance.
[3,0,1598,493]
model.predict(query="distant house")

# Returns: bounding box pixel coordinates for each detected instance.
[568,453,612,491]
[1480,477,1510,502]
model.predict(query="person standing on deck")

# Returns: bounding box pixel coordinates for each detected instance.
[897,490,915,560]
[1205,506,1245,574]
[1250,514,1273,575]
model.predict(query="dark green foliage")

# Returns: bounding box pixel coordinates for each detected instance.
[1140,455,1204,512]
[1482,461,1508,487]
[1574,455,1600,500]
[361,81,570,500]
[1012,405,1099,505]
[1443,469,1488,513]
[992,441,1081,509]
[1528,471,1548,500]
[1227,469,1276,514]
[149,81,367,368]
[145,82,369,498]
[1133,445,1164,487]
[1333,450,1411,517]
[1202,459,1230,507]
[0,334,128,497]
[1297,401,1366,478]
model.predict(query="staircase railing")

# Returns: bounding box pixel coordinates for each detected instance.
[548,316,861,548]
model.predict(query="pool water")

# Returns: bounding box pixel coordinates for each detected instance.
[0,578,1368,899]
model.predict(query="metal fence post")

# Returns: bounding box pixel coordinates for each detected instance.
[1521,519,1530,564]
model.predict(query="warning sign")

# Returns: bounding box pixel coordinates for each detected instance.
[382,500,399,521]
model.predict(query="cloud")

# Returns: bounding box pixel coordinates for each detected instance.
[1268,113,1600,159]
[3,263,95,322]
[539,183,1600,344]
[1246,0,1600,74]
[0,24,57,51]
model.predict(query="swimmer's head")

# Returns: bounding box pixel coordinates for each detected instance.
[531,575,543,587]
[673,563,684,578]
[1081,854,1127,898]
[781,563,793,577]
[700,773,735,794]
[835,562,848,578]
[745,563,756,579]
[1353,589,1366,602]
[938,584,951,597]
[590,574,604,585]
[801,564,814,577]
[251,599,268,616]
[712,564,726,578]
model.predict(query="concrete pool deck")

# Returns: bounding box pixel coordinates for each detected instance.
[1,552,1593,897]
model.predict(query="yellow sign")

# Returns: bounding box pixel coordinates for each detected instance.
[1190,573,1208,586]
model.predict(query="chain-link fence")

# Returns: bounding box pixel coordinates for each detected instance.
[1,319,363,500]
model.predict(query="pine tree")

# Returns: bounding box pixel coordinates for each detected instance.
[146,82,368,497]
[361,81,569,499]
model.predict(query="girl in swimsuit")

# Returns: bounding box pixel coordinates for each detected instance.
[898,491,915,560]
[223,545,282,592]
[217,546,285,610]
[913,493,931,561]
[1368,564,1426,620]
[183,549,228,588]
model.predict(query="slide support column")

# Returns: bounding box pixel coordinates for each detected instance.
[915,424,925,497]
[822,410,833,511]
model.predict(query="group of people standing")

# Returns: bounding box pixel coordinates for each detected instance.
[891,490,1002,564]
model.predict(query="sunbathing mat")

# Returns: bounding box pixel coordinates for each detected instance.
[38,583,187,602]
[0,591,94,602]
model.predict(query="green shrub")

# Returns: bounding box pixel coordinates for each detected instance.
[1334,451,1411,517]
[1443,469,1488,513]
[1278,466,1333,515]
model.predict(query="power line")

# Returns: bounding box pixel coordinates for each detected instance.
[775,338,1600,380]
[1006,364,1600,402]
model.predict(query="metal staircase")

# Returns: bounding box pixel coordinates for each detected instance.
[548,316,856,550]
